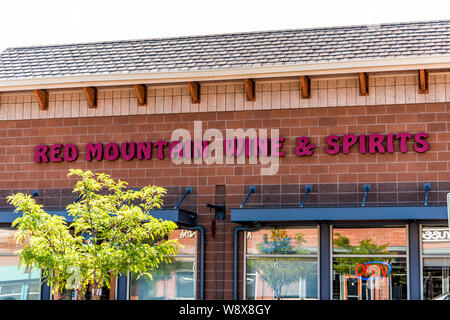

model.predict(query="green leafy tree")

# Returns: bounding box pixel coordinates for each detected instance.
[6,169,179,300]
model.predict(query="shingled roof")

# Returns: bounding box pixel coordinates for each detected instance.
[1,19,450,81]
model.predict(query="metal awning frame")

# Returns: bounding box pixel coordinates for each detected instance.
[0,208,197,227]
[231,205,447,223]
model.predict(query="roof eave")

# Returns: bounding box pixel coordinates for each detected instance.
[1,55,450,92]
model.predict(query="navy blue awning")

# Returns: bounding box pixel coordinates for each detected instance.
[149,208,197,226]
[231,206,447,222]
[0,210,71,224]
[0,208,197,226]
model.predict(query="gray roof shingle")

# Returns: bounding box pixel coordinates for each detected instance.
[1,20,450,80]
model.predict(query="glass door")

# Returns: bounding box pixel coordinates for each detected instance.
[332,225,408,300]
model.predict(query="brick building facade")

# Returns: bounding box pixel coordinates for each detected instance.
[1,20,450,300]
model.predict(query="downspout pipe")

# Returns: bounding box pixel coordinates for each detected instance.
[184,224,205,300]
[233,223,261,300]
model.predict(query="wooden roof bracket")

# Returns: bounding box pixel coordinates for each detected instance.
[83,87,97,108]
[33,89,49,111]
[418,69,429,94]
[243,79,255,101]
[187,81,200,104]
[134,84,147,106]
[358,72,369,96]
[300,76,311,99]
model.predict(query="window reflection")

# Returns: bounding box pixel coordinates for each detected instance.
[423,257,450,299]
[422,228,450,255]
[333,257,407,300]
[130,258,195,300]
[332,226,407,300]
[333,227,407,255]
[245,227,318,300]
[0,228,41,300]
[246,257,317,300]
[128,229,197,300]
[422,227,450,299]
[246,228,318,255]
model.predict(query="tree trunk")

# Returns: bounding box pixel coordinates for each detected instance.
[76,288,85,300]
[53,289,62,300]
[109,274,116,300]
[53,283,62,300]
[91,286,102,300]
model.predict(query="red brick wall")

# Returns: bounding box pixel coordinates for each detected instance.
[0,102,449,299]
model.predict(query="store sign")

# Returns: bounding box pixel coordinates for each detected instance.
[422,228,450,242]
[34,139,283,163]
[34,131,429,163]
[179,230,196,239]
[354,261,392,280]
[324,132,429,155]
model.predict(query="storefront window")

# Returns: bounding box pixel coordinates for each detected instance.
[0,228,41,300]
[129,229,197,300]
[332,227,407,255]
[245,227,319,300]
[332,226,408,300]
[422,227,450,300]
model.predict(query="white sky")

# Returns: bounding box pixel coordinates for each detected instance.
[1,0,449,52]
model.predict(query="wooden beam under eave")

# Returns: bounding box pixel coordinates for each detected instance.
[33,89,48,111]
[358,72,369,96]
[83,87,97,108]
[299,76,311,99]
[418,69,429,94]
[243,79,255,101]
[134,84,147,106]
[187,82,200,104]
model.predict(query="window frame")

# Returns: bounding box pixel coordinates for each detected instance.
[126,228,198,300]
[419,223,450,300]
[0,224,42,301]
[243,224,320,300]
[330,223,410,301]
